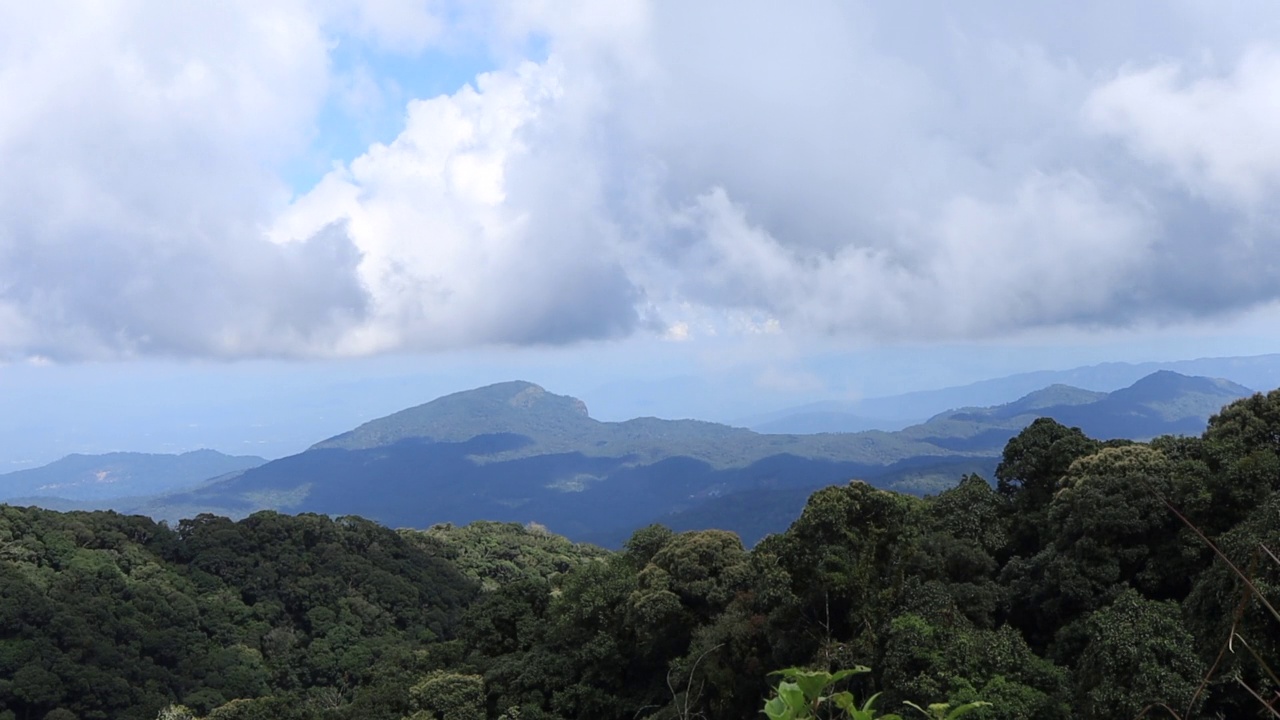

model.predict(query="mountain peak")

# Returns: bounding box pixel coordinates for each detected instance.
[1007,383,1105,412]
[1116,370,1251,402]
[312,381,595,451]
[477,381,590,417]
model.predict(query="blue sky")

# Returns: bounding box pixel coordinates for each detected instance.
[3,1,1280,466]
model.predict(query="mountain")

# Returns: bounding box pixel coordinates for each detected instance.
[611,371,1247,545]
[135,381,980,537]
[748,353,1277,433]
[110,371,1250,547]
[0,449,266,503]
[308,380,952,467]
[899,371,1251,452]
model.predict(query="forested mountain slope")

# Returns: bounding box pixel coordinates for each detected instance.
[129,373,1245,545]
[2,388,1279,719]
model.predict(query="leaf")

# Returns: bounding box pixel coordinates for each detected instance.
[902,700,993,720]
[902,701,935,719]
[764,695,795,720]
[796,674,832,703]
[942,701,992,719]
[859,692,884,713]
[779,681,808,713]
[828,666,872,685]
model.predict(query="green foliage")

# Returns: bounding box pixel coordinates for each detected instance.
[900,700,990,720]
[0,506,476,720]
[1201,389,1280,531]
[1002,444,1207,659]
[409,521,608,591]
[762,667,900,720]
[1182,490,1280,718]
[405,672,485,720]
[763,482,925,664]
[878,600,1068,720]
[1074,590,1203,719]
[996,418,1100,555]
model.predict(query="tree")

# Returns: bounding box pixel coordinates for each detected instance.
[1202,391,1280,533]
[995,419,1099,556]
[1183,489,1280,718]
[405,672,485,720]
[762,482,924,665]
[1004,445,1202,659]
[1074,590,1202,719]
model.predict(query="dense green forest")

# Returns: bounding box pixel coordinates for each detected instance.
[3,391,1280,720]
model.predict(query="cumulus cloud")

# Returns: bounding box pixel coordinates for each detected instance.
[1086,48,1280,208]
[0,1,363,358]
[274,60,640,353]
[5,0,1280,359]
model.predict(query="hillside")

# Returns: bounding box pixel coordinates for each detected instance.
[0,449,265,503]
[900,371,1251,452]
[110,372,1248,545]
[310,380,944,467]
[749,353,1277,432]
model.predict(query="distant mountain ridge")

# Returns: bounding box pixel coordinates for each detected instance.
[898,371,1251,453]
[748,353,1277,433]
[2,371,1253,547]
[310,380,948,469]
[0,449,266,503]
[92,370,1252,547]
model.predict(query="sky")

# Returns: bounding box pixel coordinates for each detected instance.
[4,1,1280,466]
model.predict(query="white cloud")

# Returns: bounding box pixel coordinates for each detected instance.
[275,59,638,353]
[4,0,1280,361]
[662,322,691,342]
[1086,47,1280,207]
[0,0,360,359]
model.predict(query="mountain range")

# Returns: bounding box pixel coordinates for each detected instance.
[745,353,1280,433]
[1,370,1250,547]
[0,449,264,507]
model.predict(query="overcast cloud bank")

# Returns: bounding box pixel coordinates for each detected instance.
[3,1,1280,359]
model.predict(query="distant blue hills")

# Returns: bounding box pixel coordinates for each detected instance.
[2,370,1251,547]
[0,450,265,506]
[746,354,1279,432]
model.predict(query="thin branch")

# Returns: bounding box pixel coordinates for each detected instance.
[1260,542,1280,569]
[1186,550,1259,715]
[1135,476,1280,624]
[1134,701,1183,719]
[1235,678,1280,720]
[1232,633,1280,698]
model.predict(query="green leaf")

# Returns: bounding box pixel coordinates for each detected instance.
[902,700,993,720]
[902,701,935,719]
[830,691,855,713]
[779,681,808,713]
[827,666,871,685]
[764,695,795,720]
[942,701,992,719]
[791,671,831,703]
